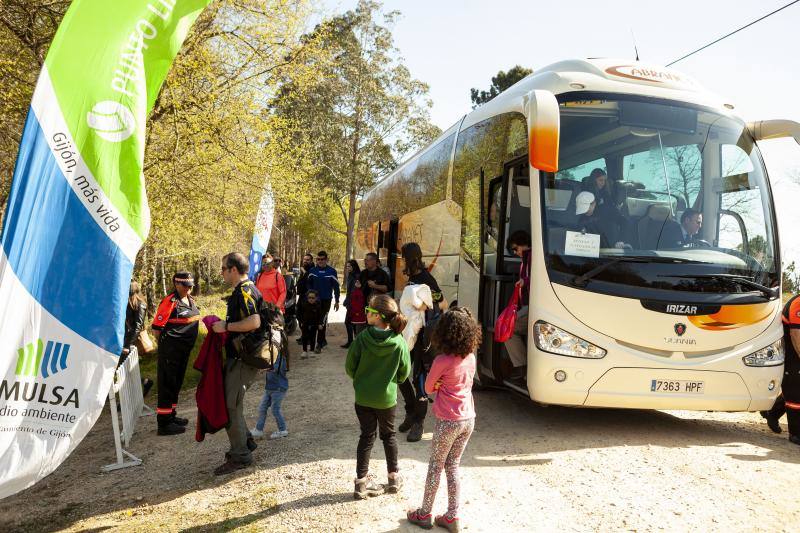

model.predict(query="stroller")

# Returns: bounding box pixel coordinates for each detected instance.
[282,272,298,335]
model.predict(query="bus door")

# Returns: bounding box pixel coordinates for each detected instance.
[478,157,531,389]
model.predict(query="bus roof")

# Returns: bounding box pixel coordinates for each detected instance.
[372,58,738,189]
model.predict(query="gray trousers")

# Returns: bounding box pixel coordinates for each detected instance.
[504,306,529,367]
[224,358,258,463]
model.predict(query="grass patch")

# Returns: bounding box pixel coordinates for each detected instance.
[139,291,230,394]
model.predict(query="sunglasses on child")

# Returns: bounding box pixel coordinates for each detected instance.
[365,306,385,319]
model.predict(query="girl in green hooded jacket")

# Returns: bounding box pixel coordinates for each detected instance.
[346,294,411,500]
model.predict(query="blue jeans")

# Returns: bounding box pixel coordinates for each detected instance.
[256,389,286,432]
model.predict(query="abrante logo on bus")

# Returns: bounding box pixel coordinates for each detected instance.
[0,0,212,499]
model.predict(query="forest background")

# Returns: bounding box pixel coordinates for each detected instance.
[0,0,446,309]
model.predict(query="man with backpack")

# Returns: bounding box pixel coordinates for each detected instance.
[255,253,287,313]
[211,252,264,475]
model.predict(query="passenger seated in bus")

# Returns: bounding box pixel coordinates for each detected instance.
[573,192,612,248]
[504,231,531,369]
[581,168,627,244]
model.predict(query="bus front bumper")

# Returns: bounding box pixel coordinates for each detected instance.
[528,350,783,412]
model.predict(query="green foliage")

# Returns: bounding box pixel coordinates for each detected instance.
[470,65,533,108]
[0,0,439,303]
[272,0,440,259]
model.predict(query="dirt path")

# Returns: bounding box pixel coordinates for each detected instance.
[1,310,799,532]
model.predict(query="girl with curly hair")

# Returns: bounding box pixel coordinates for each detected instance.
[407,307,481,532]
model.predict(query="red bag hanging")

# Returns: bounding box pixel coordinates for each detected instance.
[494,285,521,343]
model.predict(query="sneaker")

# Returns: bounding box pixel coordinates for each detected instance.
[270,429,289,439]
[435,515,461,532]
[157,422,186,436]
[407,422,423,442]
[353,475,384,500]
[406,509,432,529]
[398,415,414,433]
[789,434,800,446]
[213,459,250,476]
[314,347,322,354]
[251,428,265,438]
[301,351,309,359]
[386,472,403,494]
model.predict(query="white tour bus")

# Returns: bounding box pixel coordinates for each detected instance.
[355,58,800,411]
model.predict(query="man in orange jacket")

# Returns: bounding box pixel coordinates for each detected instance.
[152,271,200,436]
[255,254,287,313]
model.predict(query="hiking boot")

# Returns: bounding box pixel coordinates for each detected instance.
[386,472,403,494]
[406,509,432,529]
[407,422,424,442]
[173,416,189,427]
[157,422,185,436]
[398,414,414,433]
[789,434,800,446]
[353,475,384,499]
[246,437,258,452]
[213,459,250,476]
[760,411,782,434]
[435,515,461,532]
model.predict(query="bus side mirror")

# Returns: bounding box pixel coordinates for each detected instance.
[746,119,800,145]
[526,90,560,173]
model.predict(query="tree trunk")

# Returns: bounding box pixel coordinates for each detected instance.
[346,187,357,260]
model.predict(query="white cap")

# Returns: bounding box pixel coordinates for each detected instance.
[575,191,595,215]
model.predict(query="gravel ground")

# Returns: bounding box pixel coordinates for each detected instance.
[1,308,799,532]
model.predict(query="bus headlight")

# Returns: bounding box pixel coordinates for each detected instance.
[533,321,606,359]
[742,339,784,367]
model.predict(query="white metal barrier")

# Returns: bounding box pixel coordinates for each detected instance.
[103,346,153,472]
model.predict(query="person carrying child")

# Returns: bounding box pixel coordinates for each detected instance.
[300,289,323,358]
[407,307,481,532]
[345,294,411,500]
[252,305,290,440]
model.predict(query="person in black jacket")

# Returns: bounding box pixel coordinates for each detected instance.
[295,253,314,345]
[582,168,627,245]
[398,242,446,443]
[122,282,147,364]
[121,282,153,396]
[342,259,362,349]
[300,290,324,358]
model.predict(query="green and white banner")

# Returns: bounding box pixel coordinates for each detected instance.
[0,0,211,498]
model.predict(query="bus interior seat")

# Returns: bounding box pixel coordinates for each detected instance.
[636,204,681,249]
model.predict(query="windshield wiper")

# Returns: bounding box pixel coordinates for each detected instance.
[664,273,779,299]
[572,256,697,287]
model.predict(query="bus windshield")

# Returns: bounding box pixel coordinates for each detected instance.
[541,94,779,301]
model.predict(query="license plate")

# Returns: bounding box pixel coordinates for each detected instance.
[650,379,704,394]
